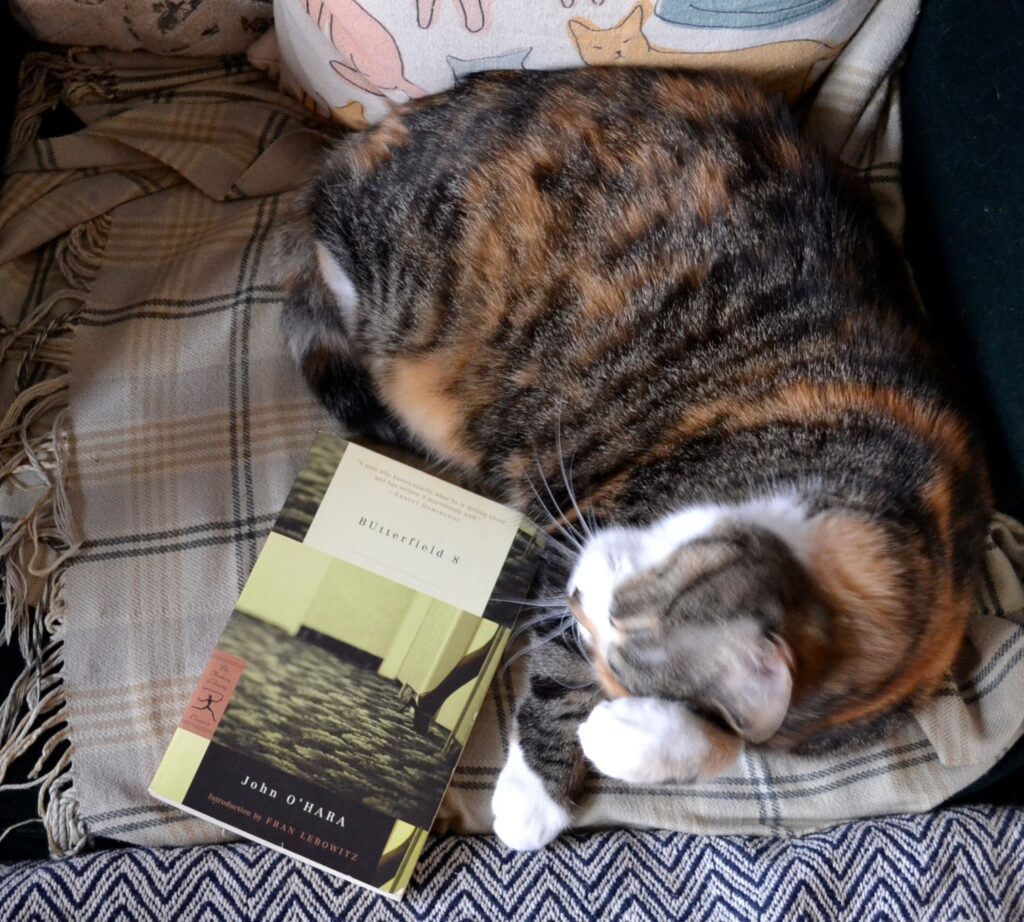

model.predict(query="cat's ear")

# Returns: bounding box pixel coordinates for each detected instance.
[568,18,596,35]
[623,6,644,29]
[708,633,793,743]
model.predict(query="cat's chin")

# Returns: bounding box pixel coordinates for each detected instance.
[491,741,572,850]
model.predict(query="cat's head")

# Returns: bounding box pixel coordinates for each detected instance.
[568,7,649,66]
[567,503,822,743]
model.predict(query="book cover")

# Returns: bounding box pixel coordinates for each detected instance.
[149,434,543,898]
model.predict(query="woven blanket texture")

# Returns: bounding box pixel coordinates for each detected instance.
[1,1,1023,859]
[2,807,1023,920]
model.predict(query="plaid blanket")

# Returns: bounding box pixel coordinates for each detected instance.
[2,12,1024,858]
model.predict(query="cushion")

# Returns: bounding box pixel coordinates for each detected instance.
[271,0,878,129]
[10,0,272,56]
[2,808,1023,918]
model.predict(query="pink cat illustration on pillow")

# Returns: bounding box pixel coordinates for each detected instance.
[300,0,425,100]
[417,0,487,32]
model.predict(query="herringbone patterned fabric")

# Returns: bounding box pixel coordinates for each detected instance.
[3,807,1024,920]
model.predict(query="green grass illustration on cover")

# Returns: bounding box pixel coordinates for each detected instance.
[150,434,543,898]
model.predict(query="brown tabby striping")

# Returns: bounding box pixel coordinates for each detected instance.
[277,67,990,850]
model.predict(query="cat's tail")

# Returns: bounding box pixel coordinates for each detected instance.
[274,188,412,446]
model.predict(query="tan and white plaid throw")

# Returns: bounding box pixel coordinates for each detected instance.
[2,3,1023,858]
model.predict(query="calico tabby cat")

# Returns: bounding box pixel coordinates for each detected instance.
[277,67,990,850]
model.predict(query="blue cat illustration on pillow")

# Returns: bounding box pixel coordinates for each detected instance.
[447,48,532,82]
[655,0,840,29]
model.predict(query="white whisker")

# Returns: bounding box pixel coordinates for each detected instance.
[502,617,579,670]
[524,469,584,553]
[555,410,594,542]
[533,451,588,549]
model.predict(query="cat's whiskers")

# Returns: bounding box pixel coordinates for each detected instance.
[503,618,585,667]
[502,599,589,671]
[491,594,573,609]
[555,412,594,542]
[532,452,589,549]
[523,469,585,554]
[539,533,576,561]
[566,449,603,541]
[510,608,571,639]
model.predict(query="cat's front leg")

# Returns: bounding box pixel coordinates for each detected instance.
[578,698,743,784]
[492,640,594,850]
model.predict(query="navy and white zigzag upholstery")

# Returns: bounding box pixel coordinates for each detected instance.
[2,807,1023,921]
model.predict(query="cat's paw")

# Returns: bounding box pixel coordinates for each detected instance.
[491,741,572,850]
[578,697,734,784]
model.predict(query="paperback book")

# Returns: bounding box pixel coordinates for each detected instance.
[150,434,543,898]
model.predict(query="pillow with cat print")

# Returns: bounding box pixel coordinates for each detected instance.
[271,0,877,129]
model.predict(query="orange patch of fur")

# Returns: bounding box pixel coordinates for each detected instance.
[697,720,745,781]
[807,515,911,682]
[568,593,629,699]
[377,354,481,468]
[592,653,629,700]
[347,112,410,175]
[459,147,567,336]
[579,469,632,514]
[691,153,731,224]
[575,272,631,319]
[461,221,515,332]
[923,472,955,551]
[799,512,968,733]
[665,381,973,475]
[770,134,804,173]
[652,72,762,122]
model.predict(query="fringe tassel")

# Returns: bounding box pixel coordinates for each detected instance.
[1,280,88,854]
[1,48,128,857]
[7,49,127,166]
[7,56,64,161]
[55,215,112,291]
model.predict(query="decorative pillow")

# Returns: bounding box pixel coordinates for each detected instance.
[273,0,877,129]
[11,0,273,56]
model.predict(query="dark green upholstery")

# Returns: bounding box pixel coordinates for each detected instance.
[902,0,1024,514]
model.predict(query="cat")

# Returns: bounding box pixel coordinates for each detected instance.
[276,67,990,850]
[417,0,487,33]
[299,0,425,100]
[569,5,840,103]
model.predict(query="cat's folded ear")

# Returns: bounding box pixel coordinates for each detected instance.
[708,633,793,744]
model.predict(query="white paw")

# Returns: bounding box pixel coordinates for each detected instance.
[491,741,571,850]
[578,697,719,784]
